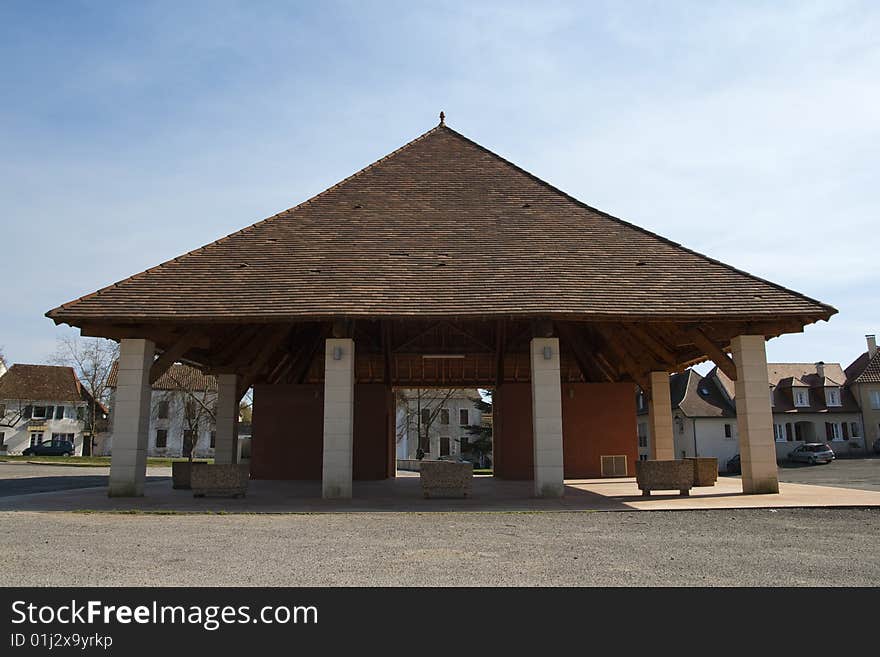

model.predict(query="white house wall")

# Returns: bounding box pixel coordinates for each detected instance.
[102,389,218,458]
[0,398,87,455]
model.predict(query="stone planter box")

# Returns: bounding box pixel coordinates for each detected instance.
[635,460,694,496]
[191,463,250,498]
[420,461,473,498]
[686,457,718,487]
[171,460,208,490]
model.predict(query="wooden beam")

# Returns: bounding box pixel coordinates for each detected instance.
[381,321,392,385]
[689,328,738,381]
[149,330,204,384]
[494,319,506,387]
[557,323,607,382]
[625,323,677,366]
[290,327,327,384]
[589,324,648,389]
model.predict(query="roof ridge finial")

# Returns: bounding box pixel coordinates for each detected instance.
[439,110,445,125]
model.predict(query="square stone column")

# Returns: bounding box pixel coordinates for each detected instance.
[213,373,240,465]
[648,371,675,460]
[322,338,355,499]
[108,338,154,497]
[731,335,779,494]
[530,337,564,497]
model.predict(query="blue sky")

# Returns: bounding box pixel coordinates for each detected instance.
[1,1,877,370]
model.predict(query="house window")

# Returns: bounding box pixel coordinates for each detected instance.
[185,401,197,420]
[439,436,450,456]
[421,408,430,425]
[460,435,469,451]
[637,392,646,411]
[440,409,449,425]
[156,429,168,448]
[54,406,64,420]
[32,406,47,419]
[210,431,216,448]
[30,433,43,446]
[157,401,169,419]
[851,423,860,438]
[825,388,841,407]
[183,430,195,456]
[459,409,469,426]
[76,407,84,421]
[773,424,786,442]
[724,424,732,438]
[0,403,5,417]
[826,423,842,441]
[870,390,880,410]
[639,454,648,461]
[794,389,809,407]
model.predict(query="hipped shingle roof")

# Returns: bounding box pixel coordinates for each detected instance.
[46,124,835,325]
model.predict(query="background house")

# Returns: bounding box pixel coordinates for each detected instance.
[103,363,219,458]
[638,354,867,472]
[396,389,484,462]
[716,362,864,458]
[637,370,739,469]
[0,364,94,455]
[845,334,880,451]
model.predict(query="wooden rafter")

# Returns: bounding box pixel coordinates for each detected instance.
[494,319,506,387]
[149,329,204,385]
[689,328,738,381]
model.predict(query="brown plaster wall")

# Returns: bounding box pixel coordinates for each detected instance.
[250,383,393,480]
[493,382,638,479]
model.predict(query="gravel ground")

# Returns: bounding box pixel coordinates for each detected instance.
[1,508,877,586]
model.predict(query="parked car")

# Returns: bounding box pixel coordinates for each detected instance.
[22,440,75,456]
[788,443,835,465]
[726,454,741,474]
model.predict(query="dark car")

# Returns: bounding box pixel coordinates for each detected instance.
[22,440,75,456]
[788,443,835,465]
[726,454,741,474]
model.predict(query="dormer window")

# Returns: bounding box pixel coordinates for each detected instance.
[825,387,841,407]
[794,389,810,407]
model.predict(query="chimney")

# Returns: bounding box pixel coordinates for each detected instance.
[815,361,825,380]
[868,334,877,358]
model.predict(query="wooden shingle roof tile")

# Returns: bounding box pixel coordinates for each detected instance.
[46,124,835,325]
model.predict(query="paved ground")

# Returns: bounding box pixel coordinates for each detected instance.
[1,508,877,586]
[0,462,170,497]
[774,456,880,492]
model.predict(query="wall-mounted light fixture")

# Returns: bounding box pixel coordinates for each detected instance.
[543,346,553,360]
[333,346,343,361]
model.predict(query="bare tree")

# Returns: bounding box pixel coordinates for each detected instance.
[396,388,463,459]
[51,336,118,456]
[161,368,217,462]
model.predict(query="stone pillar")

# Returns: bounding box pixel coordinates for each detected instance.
[731,335,779,494]
[213,374,240,465]
[108,338,154,497]
[530,337,564,497]
[648,371,675,460]
[322,338,355,499]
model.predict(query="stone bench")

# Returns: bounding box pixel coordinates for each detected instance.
[635,460,694,496]
[686,457,718,487]
[191,463,250,498]
[419,460,473,499]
